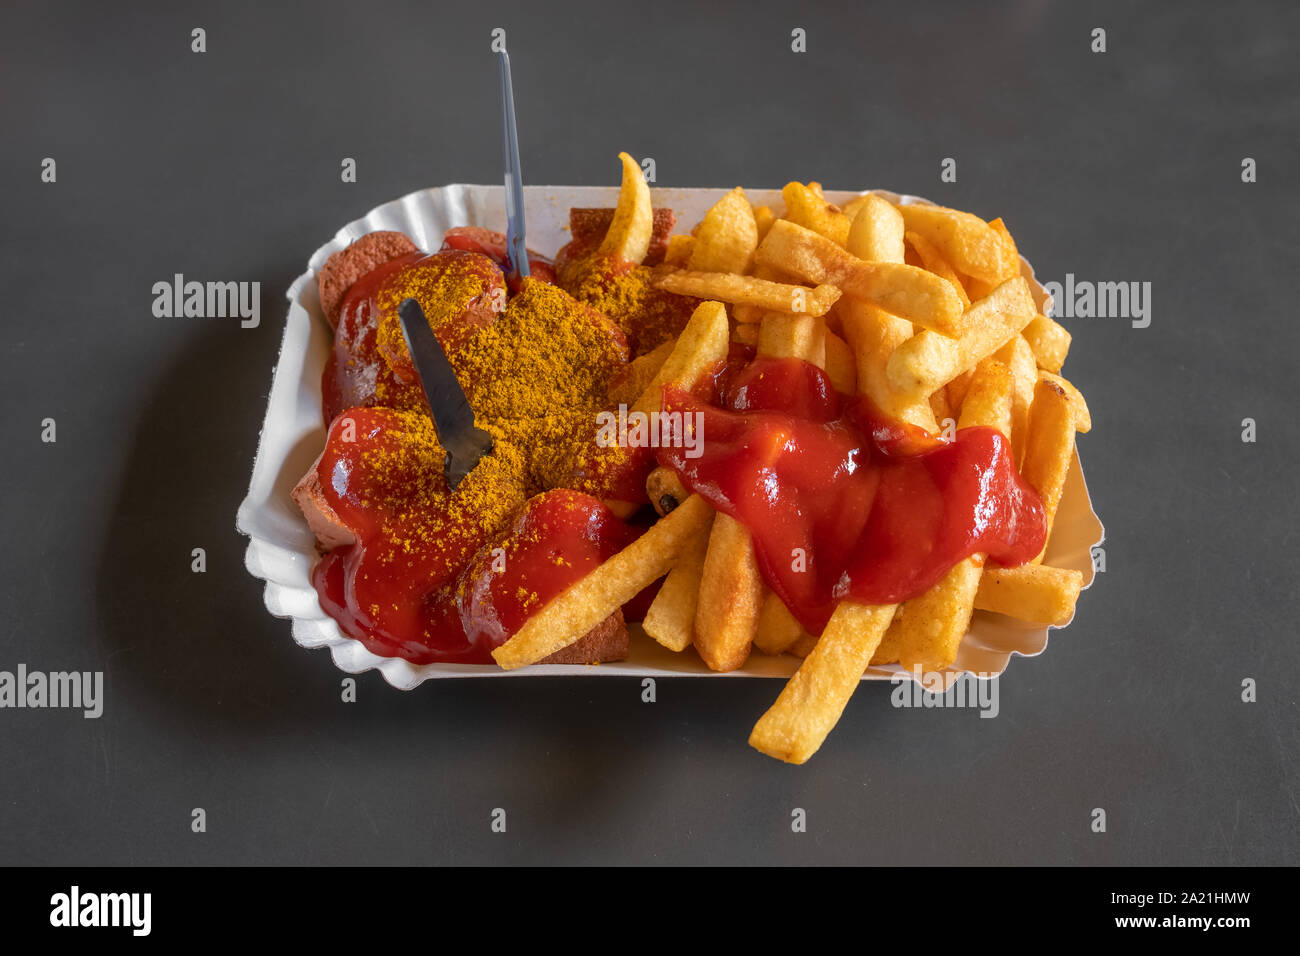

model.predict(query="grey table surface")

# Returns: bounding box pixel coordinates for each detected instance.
[1,0,1296,866]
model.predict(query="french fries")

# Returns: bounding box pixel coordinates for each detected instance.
[749,602,897,764]
[599,152,653,265]
[654,269,841,317]
[756,220,966,335]
[631,300,729,417]
[492,495,713,669]
[500,158,1093,763]
[975,564,1083,626]
[885,277,1036,399]
[689,187,758,274]
[643,516,713,651]
[897,202,1019,284]
[1021,379,1077,563]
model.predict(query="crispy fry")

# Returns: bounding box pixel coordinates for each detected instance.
[492,495,713,669]
[757,220,965,335]
[782,182,851,246]
[846,194,904,261]
[663,234,695,267]
[905,229,970,308]
[839,198,937,429]
[822,329,856,395]
[1038,370,1092,432]
[787,631,820,658]
[609,338,674,406]
[654,269,841,317]
[994,334,1038,465]
[754,590,804,655]
[643,514,714,651]
[1022,313,1071,373]
[885,277,1036,399]
[975,564,1083,625]
[891,560,984,671]
[689,187,758,274]
[695,513,763,671]
[945,367,974,410]
[897,203,1019,284]
[749,602,897,763]
[758,313,824,365]
[889,358,1012,669]
[752,204,776,242]
[1022,379,1076,562]
[631,300,729,417]
[598,152,653,265]
[647,465,689,516]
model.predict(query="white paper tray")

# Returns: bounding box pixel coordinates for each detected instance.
[236,185,1104,690]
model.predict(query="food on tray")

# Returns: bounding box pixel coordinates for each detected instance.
[293,154,1091,761]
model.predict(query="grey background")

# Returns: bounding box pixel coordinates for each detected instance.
[1,0,1295,865]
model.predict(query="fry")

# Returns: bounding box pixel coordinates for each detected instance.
[758,313,823,365]
[647,465,688,516]
[492,495,714,669]
[822,329,856,394]
[840,198,937,429]
[753,204,776,242]
[1038,370,1092,432]
[663,234,694,267]
[732,322,759,346]
[754,590,804,654]
[689,187,758,274]
[889,358,1011,669]
[654,269,841,317]
[643,514,714,651]
[598,152,653,265]
[756,220,965,335]
[885,277,1036,399]
[782,182,851,246]
[609,338,674,406]
[1022,313,1071,373]
[847,194,904,262]
[632,300,729,416]
[694,514,763,671]
[787,631,820,658]
[975,564,1083,625]
[749,602,897,764]
[897,203,1018,284]
[1022,379,1076,562]
[905,230,970,308]
[994,334,1038,464]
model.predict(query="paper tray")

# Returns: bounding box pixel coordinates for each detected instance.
[236,185,1104,690]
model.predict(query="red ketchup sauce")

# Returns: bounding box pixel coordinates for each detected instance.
[657,356,1047,634]
[311,406,634,664]
[441,226,557,290]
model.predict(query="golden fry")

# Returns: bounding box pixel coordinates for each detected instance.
[897,203,1019,284]
[757,220,965,335]
[695,513,763,671]
[1022,379,1076,562]
[655,269,841,317]
[975,564,1083,625]
[689,187,758,274]
[632,300,729,416]
[782,182,851,246]
[492,495,713,669]
[643,515,714,651]
[598,152,653,265]
[885,277,1036,399]
[1022,313,1071,373]
[749,602,897,764]
[754,590,804,655]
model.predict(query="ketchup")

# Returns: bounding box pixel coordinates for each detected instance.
[310,407,635,664]
[441,226,557,290]
[658,357,1047,634]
